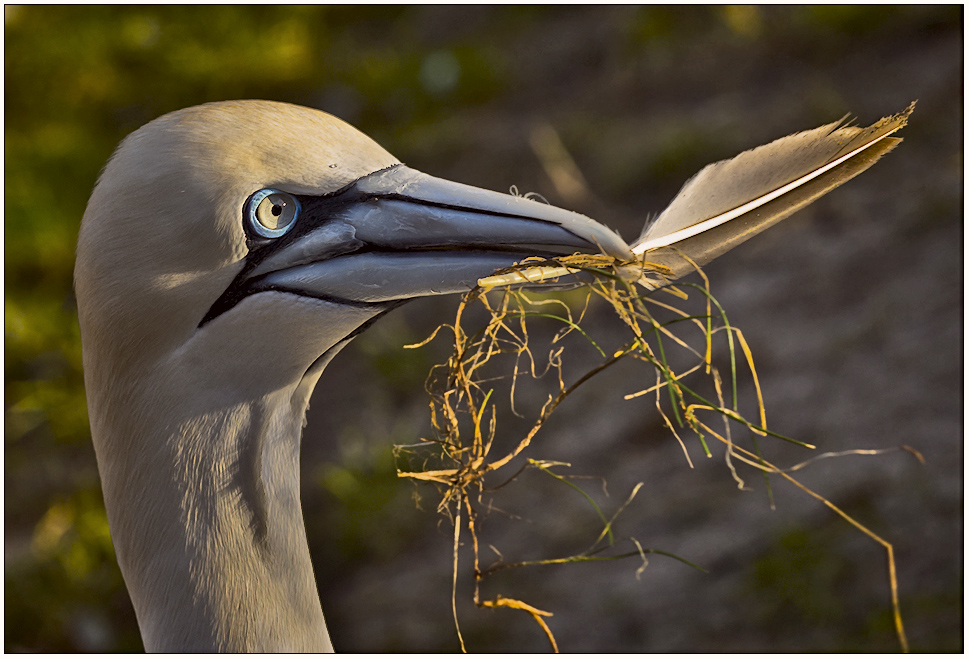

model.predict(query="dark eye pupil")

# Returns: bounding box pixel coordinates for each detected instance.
[249,189,300,238]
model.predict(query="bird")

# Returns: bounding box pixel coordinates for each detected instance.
[74,100,911,652]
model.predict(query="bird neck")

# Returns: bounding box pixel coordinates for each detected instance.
[93,375,335,652]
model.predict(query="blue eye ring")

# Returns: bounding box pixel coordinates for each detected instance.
[246,189,301,239]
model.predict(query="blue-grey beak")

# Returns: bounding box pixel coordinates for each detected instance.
[203,164,632,324]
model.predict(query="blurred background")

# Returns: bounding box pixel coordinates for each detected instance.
[4,5,962,652]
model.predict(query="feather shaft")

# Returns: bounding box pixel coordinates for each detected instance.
[633,107,911,254]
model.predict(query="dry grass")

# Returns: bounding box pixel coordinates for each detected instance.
[395,254,915,652]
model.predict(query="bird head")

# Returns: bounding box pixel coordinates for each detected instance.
[75,100,632,407]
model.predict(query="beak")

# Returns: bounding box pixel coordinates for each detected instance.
[201,165,632,325]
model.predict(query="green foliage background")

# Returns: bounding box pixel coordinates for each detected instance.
[5,5,962,652]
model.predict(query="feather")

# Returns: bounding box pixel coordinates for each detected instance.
[634,102,915,284]
[477,103,913,290]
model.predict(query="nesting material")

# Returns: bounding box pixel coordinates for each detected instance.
[399,256,912,653]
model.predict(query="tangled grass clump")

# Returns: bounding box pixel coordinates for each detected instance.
[394,253,916,652]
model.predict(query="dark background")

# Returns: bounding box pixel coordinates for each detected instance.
[5,5,962,652]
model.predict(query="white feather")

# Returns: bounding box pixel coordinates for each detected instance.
[478,103,914,289]
[635,103,915,254]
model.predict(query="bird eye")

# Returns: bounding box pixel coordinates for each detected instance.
[246,189,300,238]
